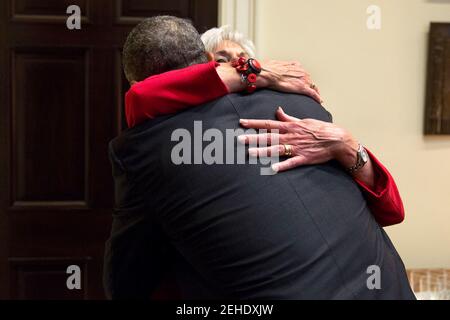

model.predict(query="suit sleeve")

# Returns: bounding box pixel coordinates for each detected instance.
[125,61,229,128]
[105,144,174,299]
[353,149,405,227]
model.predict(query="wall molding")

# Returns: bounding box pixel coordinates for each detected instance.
[218,0,256,48]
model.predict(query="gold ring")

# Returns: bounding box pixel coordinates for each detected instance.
[284,144,293,157]
[310,83,317,90]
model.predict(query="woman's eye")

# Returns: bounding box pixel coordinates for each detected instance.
[216,58,228,63]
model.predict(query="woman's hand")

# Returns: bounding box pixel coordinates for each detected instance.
[238,107,359,173]
[215,60,322,103]
[261,60,322,104]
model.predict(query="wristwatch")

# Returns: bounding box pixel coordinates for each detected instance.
[347,144,369,174]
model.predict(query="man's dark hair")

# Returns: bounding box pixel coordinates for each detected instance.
[123,15,208,82]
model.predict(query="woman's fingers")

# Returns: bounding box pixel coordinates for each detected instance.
[263,60,323,102]
[248,145,286,157]
[313,84,321,95]
[272,156,308,173]
[239,109,345,173]
[239,107,301,132]
[247,144,329,172]
[304,87,322,103]
[239,119,289,132]
[276,107,300,122]
[238,132,281,145]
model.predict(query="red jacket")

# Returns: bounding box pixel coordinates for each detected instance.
[125,62,405,227]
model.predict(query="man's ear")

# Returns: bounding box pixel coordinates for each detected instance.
[206,51,215,62]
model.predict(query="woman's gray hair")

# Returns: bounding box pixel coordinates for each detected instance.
[201,25,256,58]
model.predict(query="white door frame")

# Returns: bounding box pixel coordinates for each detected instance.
[218,0,257,47]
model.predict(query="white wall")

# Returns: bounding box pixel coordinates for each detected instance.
[247,0,450,268]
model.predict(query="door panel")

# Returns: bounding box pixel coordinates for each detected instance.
[12,48,88,205]
[13,0,88,16]
[118,0,190,19]
[9,257,90,300]
[0,0,218,299]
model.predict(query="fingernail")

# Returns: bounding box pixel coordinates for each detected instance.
[248,148,257,157]
[271,164,280,173]
[237,136,247,144]
[240,119,248,126]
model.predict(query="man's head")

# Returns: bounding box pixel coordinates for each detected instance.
[123,15,208,83]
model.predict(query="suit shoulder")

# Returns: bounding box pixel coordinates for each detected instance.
[227,89,333,123]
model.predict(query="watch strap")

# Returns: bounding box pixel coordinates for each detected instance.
[347,144,367,174]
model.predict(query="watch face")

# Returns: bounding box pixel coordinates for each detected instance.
[361,148,369,162]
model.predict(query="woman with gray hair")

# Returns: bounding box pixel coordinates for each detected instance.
[201,25,256,59]
[125,24,405,228]
[125,25,321,125]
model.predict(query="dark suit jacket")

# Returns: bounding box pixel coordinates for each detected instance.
[104,90,415,300]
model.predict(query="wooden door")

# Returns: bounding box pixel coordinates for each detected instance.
[0,0,218,300]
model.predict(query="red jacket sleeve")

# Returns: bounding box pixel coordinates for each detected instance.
[125,61,229,127]
[353,149,405,227]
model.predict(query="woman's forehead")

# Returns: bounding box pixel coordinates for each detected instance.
[215,40,245,53]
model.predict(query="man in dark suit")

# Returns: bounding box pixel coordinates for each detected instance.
[103,16,415,299]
